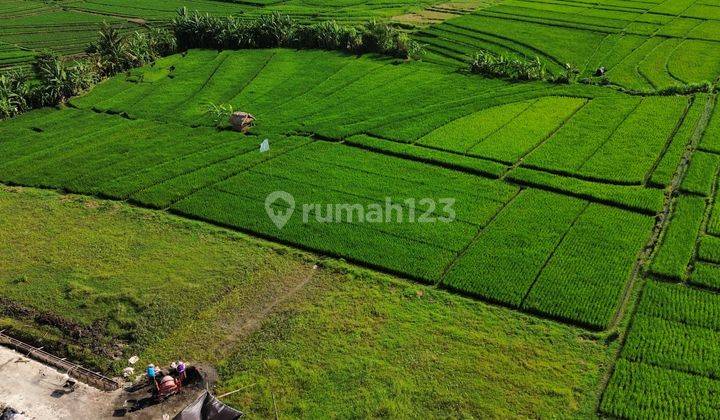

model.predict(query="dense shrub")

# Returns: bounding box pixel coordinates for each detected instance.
[468,50,584,84]
[252,12,295,47]
[653,82,714,96]
[0,70,32,119]
[552,63,580,84]
[293,20,355,51]
[33,53,96,106]
[0,53,97,118]
[172,8,422,59]
[89,23,126,76]
[147,27,178,57]
[88,23,177,77]
[359,20,421,58]
[470,50,547,81]
[206,102,234,128]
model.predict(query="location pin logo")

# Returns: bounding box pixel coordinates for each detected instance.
[265,190,295,229]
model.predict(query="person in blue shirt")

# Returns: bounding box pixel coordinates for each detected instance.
[147,364,158,389]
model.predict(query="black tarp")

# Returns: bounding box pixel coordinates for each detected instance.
[173,391,243,420]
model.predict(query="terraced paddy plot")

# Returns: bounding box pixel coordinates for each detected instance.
[705,186,720,238]
[0,49,669,330]
[521,204,651,328]
[700,96,720,153]
[649,94,713,188]
[602,281,720,418]
[71,0,445,23]
[0,1,137,69]
[680,151,720,196]
[698,235,720,264]
[609,169,720,417]
[442,190,652,328]
[465,97,586,163]
[524,95,690,184]
[418,0,720,90]
[0,43,34,68]
[0,186,611,418]
[71,50,525,136]
[505,167,666,215]
[4,0,720,415]
[649,195,707,281]
[414,94,589,163]
[68,49,695,195]
[173,142,518,281]
[691,262,720,291]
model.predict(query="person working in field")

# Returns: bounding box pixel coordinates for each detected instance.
[146,364,159,389]
[176,360,186,383]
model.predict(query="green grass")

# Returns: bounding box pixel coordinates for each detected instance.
[0,185,318,371]
[214,266,608,418]
[0,185,610,418]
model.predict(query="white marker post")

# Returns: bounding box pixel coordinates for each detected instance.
[260,139,270,153]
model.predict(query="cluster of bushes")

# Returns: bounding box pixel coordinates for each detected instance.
[0,25,175,120]
[172,8,422,59]
[0,54,94,119]
[87,23,176,77]
[469,49,579,83]
[33,53,96,106]
[0,70,31,118]
[470,50,547,81]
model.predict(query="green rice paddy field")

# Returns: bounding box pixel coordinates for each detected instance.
[0,185,609,417]
[0,0,443,70]
[2,0,720,418]
[4,0,720,90]
[418,0,720,89]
